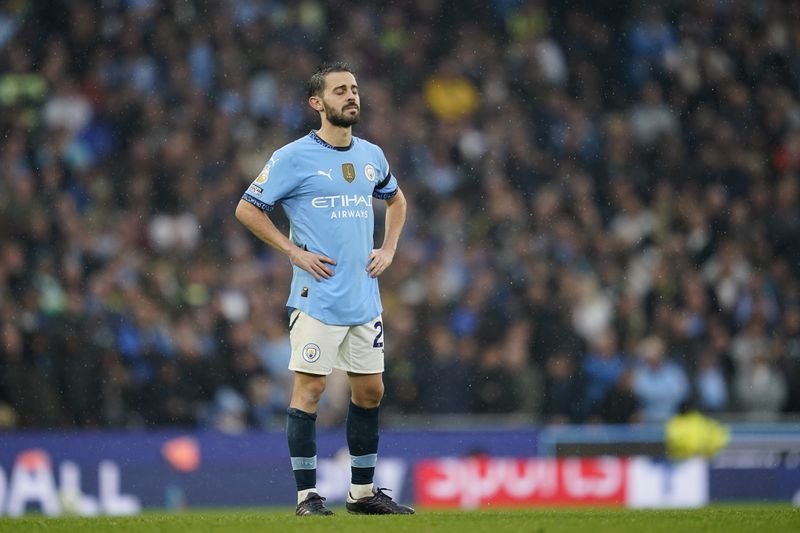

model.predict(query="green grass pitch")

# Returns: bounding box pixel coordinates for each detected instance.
[0,505,798,532]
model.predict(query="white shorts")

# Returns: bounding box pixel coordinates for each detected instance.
[288,310,385,376]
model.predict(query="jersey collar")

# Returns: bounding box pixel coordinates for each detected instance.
[309,130,353,151]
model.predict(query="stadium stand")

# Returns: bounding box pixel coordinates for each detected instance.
[0,0,798,430]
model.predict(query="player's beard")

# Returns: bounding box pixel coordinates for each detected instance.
[323,100,360,127]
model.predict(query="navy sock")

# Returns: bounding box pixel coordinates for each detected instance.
[346,401,380,485]
[287,408,317,491]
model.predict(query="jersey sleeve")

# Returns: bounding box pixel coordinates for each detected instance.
[372,148,398,200]
[241,149,299,212]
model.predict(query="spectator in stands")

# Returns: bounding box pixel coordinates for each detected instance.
[581,329,628,417]
[591,368,642,425]
[734,350,788,421]
[632,336,689,422]
[542,352,582,425]
[417,324,476,414]
[694,353,729,413]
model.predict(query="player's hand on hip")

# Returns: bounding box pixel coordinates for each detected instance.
[367,248,394,278]
[289,248,336,281]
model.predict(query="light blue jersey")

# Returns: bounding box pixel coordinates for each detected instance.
[242,131,398,326]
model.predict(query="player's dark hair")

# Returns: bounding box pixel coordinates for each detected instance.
[307,62,355,98]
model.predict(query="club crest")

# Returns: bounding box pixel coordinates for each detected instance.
[342,163,356,183]
[364,164,377,182]
[302,343,321,363]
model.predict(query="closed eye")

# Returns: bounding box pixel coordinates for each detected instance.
[333,85,358,95]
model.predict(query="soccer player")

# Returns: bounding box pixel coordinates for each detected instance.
[235,62,413,516]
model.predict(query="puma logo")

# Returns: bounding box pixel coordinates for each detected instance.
[317,168,333,180]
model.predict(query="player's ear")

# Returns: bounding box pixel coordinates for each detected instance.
[308,96,324,113]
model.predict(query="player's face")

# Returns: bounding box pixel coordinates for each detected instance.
[320,71,360,127]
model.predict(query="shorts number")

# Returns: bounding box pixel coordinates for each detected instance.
[373,321,384,348]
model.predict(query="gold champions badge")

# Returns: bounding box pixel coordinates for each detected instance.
[342,163,356,183]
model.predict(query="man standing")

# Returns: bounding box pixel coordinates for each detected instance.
[235,62,413,516]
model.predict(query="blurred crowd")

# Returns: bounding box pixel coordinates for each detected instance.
[1,0,799,431]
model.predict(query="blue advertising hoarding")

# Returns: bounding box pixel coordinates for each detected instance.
[0,427,538,514]
[0,424,798,515]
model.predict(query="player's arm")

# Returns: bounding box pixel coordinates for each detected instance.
[367,187,407,278]
[235,200,336,281]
